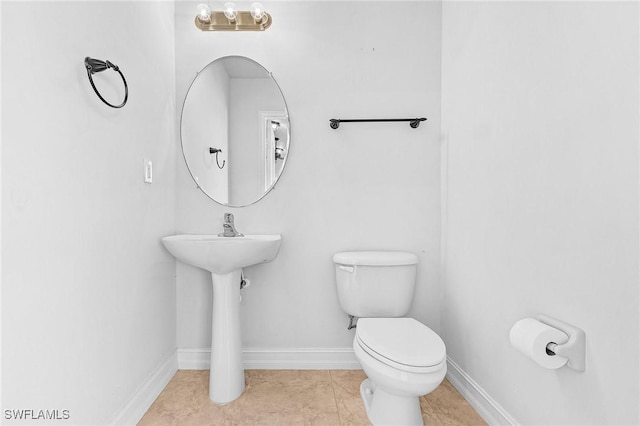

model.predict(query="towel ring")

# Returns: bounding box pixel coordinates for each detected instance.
[85,57,128,109]
[209,147,226,169]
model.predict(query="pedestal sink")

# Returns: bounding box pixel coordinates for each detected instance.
[162,234,282,403]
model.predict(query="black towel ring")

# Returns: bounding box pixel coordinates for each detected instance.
[209,147,226,169]
[85,57,128,109]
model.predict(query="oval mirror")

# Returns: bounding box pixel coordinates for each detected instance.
[181,56,290,207]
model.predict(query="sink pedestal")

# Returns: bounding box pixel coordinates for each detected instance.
[209,269,244,403]
[160,234,282,403]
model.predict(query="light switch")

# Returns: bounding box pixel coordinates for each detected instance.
[144,159,153,183]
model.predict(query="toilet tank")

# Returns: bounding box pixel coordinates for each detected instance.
[333,251,419,318]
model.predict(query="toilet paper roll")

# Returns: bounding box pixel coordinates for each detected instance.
[509,318,569,369]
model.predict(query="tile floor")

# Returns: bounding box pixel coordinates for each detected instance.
[139,370,487,425]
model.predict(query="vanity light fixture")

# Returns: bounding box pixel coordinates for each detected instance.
[195,2,272,31]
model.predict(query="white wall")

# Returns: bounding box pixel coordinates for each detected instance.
[181,63,230,203]
[1,2,176,424]
[228,77,283,206]
[441,2,639,425]
[174,1,442,355]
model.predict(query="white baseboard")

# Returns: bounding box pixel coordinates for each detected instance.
[178,347,361,370]
[446,357,518,426]
[110,350,178,426]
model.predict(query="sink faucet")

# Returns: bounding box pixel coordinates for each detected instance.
[219,213,244,237]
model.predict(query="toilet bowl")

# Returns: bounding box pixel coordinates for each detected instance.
[353,318,447,426]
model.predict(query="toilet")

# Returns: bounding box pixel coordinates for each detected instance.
[333,251,447,426]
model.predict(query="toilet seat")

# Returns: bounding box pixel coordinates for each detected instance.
[356,318,446,373]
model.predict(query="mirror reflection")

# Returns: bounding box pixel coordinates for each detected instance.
[181,56,290,207]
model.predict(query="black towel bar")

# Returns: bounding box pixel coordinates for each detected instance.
[329,117,426,129]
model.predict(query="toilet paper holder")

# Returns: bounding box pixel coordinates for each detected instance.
[537,314,586,372]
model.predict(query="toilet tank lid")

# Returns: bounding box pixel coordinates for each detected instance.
[333,251,419,266]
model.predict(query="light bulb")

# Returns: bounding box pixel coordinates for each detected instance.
[250,2,265,21]
[196,4,211,22]
[223,2,237,21]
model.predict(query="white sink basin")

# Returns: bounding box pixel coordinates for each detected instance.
[162,234,281,274]
[161,233,281,404]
